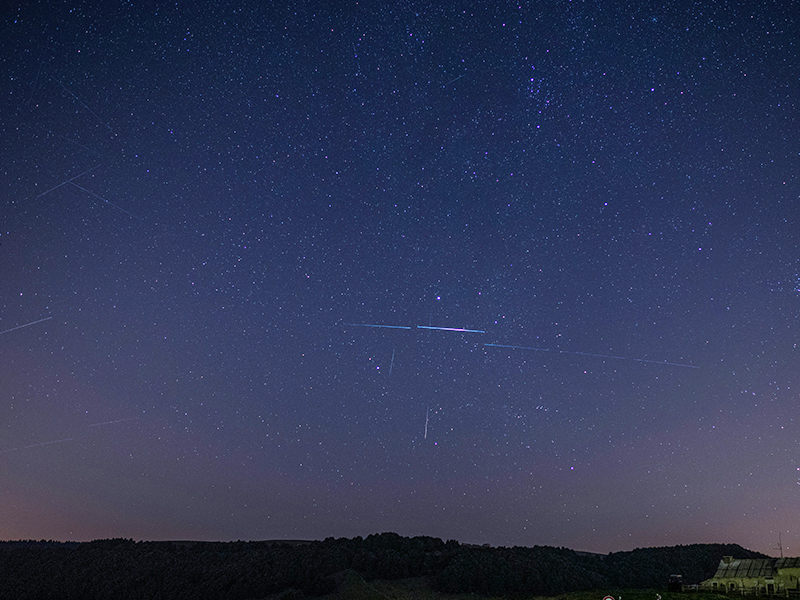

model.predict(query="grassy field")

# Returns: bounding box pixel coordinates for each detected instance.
[328,573,730,600]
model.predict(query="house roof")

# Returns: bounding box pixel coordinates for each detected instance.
[777,557,800,569]
[715,559,775,579]
[712,557,800,579]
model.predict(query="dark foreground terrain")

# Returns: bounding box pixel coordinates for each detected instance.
[0,534,765,600]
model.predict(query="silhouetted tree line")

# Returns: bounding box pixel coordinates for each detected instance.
[0,534,766,599]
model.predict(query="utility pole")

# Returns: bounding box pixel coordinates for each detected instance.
[774,533,783,558]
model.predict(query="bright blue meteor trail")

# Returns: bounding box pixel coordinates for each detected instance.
[417,325,485,333]
[342,323,697,368]
[342,323,485,332]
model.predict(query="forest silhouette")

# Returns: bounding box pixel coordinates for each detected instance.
[0,534,766,599]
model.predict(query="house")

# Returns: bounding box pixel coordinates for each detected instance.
[701,556,800,597]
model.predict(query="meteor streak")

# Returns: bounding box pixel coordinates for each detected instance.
[485,343,550,352]
[342,323,484,332]
[417,325,485,333]
[559,350,627,360]
[342,320,698,368]
[632,358,700,369]
[342,323,412,330]
[68,182,143,220]
[0,316,53,337]
[1,418,138,455]
[88,417,139,427]
[36,166,100,198]
[25,438,73,449]
[2,438,74,453]
[485,343,698,368]
[51,77,112,131]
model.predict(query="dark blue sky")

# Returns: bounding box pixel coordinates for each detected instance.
[1,0,798,554]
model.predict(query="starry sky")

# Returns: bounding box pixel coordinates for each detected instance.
[1,0,798,555]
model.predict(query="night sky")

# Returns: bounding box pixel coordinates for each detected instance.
[1,0,798,555]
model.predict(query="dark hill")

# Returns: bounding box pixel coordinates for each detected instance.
[0,533,767,599]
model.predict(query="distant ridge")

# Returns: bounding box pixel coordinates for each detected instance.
[0,534,767,599]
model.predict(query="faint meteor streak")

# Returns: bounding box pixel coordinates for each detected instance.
[1,437,74,454]
[443,73,466,87]
[389,348,395,376]
[485,343,550,352]
[417,325,485,333]
[342,323,412,330]
[1,418,138,455]
[35,165,142,220]
[25,438,73,449]
[51,76,113,131]
[88,417,139,427]
[0,316,53,337]
[632,358,700,369]
[424,405,429,440]
[68,182,143,220]
[1,438,74,454]
[559,349,627,360]
[36,166,100,197]
[485,343,698,368]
